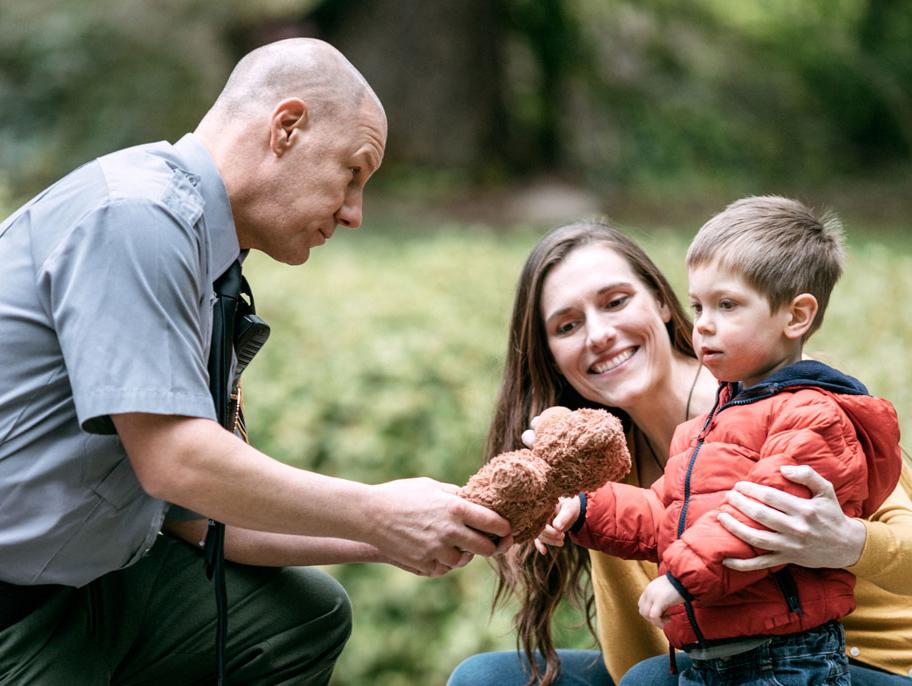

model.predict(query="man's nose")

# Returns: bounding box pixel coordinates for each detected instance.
[335,190,363,229]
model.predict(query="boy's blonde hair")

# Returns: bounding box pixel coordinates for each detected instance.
[686,196,845,338]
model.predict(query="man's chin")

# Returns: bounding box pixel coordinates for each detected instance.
[260,245,311,266]
[284,251,311,266]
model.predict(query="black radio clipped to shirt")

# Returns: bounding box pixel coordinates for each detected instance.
[234,308,270,378]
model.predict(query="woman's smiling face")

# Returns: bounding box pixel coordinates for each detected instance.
[540,243,675,410]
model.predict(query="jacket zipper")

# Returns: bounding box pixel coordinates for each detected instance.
[675,381,789,646]
[675,389,723,646]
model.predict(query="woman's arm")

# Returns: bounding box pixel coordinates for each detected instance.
[719,464,912,596]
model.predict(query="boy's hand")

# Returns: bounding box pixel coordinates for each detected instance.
[533,496,581,555]
[638,575,684,628]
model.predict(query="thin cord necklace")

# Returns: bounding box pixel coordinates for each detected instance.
[684,363,703,422]
[641,363,703,472]
[641,432,664,472]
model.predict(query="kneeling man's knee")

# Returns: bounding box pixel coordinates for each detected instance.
[309,569,352,654]
[282,566,353,658]
[229,566,353,685]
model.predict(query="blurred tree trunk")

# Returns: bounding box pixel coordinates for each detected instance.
[505,0,577,170]
[854,0,912,157]
[309,0,510,174]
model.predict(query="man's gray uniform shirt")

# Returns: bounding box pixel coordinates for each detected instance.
[0,134,239,586]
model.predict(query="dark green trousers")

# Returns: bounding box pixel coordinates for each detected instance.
[0,535,352,685]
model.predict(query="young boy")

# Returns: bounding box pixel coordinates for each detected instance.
[538,196,902,685]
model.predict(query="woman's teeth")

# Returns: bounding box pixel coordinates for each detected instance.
[591,348,634,374]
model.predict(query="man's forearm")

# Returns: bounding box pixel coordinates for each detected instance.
[113,412,512,576]
[165,518,387,567]
[115,413,380,543]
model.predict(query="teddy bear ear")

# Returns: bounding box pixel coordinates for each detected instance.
[534,406,572,434]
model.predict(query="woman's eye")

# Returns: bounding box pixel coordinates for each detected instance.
[605,295,629,310]
[555,321,577,336]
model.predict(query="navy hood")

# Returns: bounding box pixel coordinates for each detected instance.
[735,360,868,401]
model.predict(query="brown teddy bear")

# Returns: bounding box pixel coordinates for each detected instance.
[460,407,631,544]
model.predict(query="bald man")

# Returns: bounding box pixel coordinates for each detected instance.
[0,39,510,685]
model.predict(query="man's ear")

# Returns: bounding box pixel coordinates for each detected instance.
[269,98,308,156]
[783,293,818,340]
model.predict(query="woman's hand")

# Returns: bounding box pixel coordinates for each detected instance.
[533,496,581,554]
[718,465,867,571]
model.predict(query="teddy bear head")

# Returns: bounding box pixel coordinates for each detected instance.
[461,407,630,544]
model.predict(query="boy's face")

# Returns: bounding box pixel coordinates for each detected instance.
[688,262,797,389]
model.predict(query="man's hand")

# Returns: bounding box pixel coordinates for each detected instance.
[718,465,866,572]
[638,575,684,628]
[367,477,513,577]
[533,496,581,555]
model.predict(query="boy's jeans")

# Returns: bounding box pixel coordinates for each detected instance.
[680,620,849,685]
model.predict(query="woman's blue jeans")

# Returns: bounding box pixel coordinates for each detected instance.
[447,649,613,686]
[448,646,912,686]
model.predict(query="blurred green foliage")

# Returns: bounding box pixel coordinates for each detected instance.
[0,0,318,197]
[240,223,910,685]
[565,0,912,191]
[1,0,910,204]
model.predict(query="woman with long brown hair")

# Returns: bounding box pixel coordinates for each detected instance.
[448,220,912,686]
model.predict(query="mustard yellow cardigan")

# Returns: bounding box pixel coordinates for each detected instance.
[591,444,912,681]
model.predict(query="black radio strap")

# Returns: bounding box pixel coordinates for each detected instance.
[204,259,270,684]
[205,260,242,685]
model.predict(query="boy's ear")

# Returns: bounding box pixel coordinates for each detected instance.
[783,293,818,340]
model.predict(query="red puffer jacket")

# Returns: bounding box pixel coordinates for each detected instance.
[572,360,902,649]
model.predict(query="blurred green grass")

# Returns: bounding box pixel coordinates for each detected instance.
[242,222,911,685]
